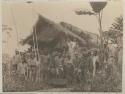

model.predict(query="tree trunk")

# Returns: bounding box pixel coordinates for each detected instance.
[98,12,104,63]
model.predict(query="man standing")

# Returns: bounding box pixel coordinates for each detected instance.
[92,50,99,77]
[12,50,22,72]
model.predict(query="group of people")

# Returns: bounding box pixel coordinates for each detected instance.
[12,49,39,81]
[11,47,97,85]
[11,40,122,87]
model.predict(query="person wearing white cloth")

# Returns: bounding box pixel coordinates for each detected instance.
[92,50,99,77]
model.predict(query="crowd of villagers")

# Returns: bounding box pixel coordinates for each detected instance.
[11,40,121,87]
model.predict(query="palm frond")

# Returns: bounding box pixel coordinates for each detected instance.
[75,10,95,15]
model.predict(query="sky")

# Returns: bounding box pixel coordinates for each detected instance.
[2,0,123,56]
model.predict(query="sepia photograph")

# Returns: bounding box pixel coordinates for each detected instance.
[2,0,123,92]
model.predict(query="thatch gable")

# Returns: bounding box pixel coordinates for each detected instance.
[22,14,87,50]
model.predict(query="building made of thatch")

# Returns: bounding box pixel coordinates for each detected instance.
[22,14,98,54]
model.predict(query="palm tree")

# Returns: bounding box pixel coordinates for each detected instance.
[75,2,107,63]
[103,16,123,44]
[110,16,123,32]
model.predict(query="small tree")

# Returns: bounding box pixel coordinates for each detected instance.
[2,24,12,43]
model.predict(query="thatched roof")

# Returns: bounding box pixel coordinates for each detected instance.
[22,14,86,49]
[60,22,99,45]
